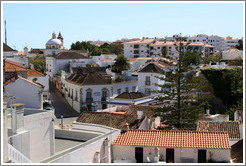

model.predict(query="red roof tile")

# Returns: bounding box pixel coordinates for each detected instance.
[4,61,27,72]
[112,129,230,149]
[27,69,45,77]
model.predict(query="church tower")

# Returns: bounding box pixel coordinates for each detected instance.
[57,32,64,45]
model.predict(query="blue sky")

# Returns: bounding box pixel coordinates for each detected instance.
[2,2,244,51]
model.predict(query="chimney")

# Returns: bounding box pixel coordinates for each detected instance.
[11,103,25,134]
[121,123,129,133]
[137,111,143,120]
[206,109,210,115]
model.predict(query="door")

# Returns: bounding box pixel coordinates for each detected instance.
[198,150,207,163]
[166,148,174,163]
[135,147,143,163]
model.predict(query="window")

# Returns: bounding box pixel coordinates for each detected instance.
[157,47,160,49]
[134,50,139,54]
[125,87,129,92]
[145,76,151,85]
[132,86,136,92]
[87,91,92,98]
[134,44,139,49]
[117,89,121,95]
[68,88,70,97]
[75,90,78,101]
[71,89,73,99]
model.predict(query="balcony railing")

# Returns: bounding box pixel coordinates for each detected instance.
[145,81,151,85]
[86,98,93,103]
[8,144,32,163]
[101,96,107,101]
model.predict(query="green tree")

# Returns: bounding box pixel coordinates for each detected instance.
[201,68,243,110]
[235,39,243,50]
[155,36,209,129]
[226,99,243,120]
[111,55,129,73]
[86,63,93,67]
[202,52,222,64]
[161,47,167,57]
[32,59,46,73]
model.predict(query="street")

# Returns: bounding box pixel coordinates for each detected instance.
[49,81,79,119]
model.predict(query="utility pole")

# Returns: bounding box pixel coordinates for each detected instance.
[5,20,7,44]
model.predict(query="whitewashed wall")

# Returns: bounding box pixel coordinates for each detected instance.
[4,78,43,109]
[138,72,164,95]
[112,146,231,163]
[28,75,49,91]
[23,110,55,162]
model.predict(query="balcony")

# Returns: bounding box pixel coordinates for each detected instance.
[101,96,107,101]
[86,98,93,103]
[145,81,151,85]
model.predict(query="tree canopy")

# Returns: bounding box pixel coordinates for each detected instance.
[155,37,209,130]
[235,39,243,50]
[111,55,129,73]
[70,41,123,56]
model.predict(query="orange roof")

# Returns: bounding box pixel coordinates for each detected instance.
[125,38,155,44]
[18,52,24,55]
[3,76,17,86]
[4,61,27,72]
[101,58,115,62]
[112,129,230,149]
[27,69,45,77]
[112,111,126,115]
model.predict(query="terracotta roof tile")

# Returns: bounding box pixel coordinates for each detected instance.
[4,61,27,72]
[197,121,240,139]
[27,69,45,77]
[112,129,230,149]
[115,92,146,99]
[55,50,89,59]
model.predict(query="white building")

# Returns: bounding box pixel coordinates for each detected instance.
[4,103,55,163]
[223,36,240,50]
[166,34,224,51]
[123,38,155,58]
[108,92,159,108]
[4,76,45,109]
[45,32,64,56]
[3,43,29,68]
[46,50,90,78]
[62,67,138,112]
[27,69,49,91]
[123,37,215,60]
[149,41,215,59]
[137,62,175,96]
[112,130,231,163]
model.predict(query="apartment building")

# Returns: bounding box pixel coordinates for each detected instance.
[123,38,156,58]
[123,37,215,59]
[224,36,240,50]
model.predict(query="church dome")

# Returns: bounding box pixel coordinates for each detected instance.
[46,38,62,45]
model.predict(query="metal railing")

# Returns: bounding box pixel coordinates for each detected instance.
[8,144,32,163]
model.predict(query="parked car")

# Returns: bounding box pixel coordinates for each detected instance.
[43,101,54,110]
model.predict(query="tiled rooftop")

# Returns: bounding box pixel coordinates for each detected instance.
[112,129,230,149]
[196,121,240,140]
[4,61,27,72]
[27,69,45,77]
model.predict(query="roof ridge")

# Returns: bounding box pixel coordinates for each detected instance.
[18,76,44,88]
